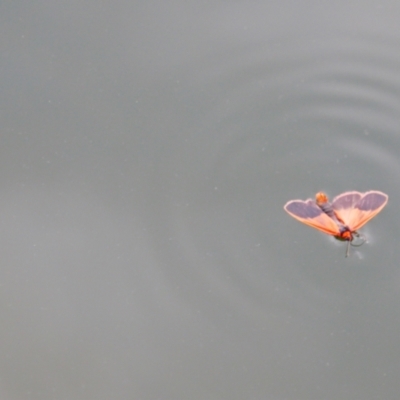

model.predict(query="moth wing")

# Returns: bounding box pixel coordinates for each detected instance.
[332,191,388,231]
[331,191,363,225]
[284,199,341,235]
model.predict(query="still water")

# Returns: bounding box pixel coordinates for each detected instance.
[2,1,400,399]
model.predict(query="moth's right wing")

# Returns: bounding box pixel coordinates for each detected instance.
[284,199,341,235]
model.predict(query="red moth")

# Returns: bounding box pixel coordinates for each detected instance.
[284,191,388,256]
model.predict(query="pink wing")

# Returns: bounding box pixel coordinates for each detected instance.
[284,199,341,235]
[332,191,388,231]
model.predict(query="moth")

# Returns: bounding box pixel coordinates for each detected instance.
[284,191,388,256]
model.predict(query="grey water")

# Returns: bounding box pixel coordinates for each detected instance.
[2,1,400,399]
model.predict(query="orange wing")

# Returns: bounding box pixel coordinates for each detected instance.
[284,199,341,236]
[332,191,388,231]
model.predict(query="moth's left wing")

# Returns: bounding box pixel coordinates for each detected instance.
[332,191,388,231]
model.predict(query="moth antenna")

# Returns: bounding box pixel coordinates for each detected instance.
[350,232,366,247]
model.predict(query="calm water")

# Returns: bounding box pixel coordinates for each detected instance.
[2,1,400,399]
